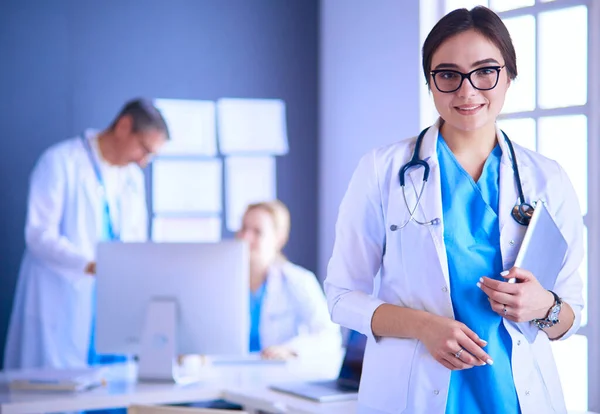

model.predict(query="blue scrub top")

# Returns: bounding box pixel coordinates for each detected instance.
[437,134,521,414]
[249,282,267,352]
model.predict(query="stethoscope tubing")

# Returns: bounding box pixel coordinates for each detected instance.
[396,127,532,230]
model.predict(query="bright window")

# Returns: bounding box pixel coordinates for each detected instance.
[538,6,588,108]
[502,15,536,113]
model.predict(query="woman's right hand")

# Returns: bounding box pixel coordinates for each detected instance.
[417,313,493,370]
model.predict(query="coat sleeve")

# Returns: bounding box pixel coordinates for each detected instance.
[25,147,90,278]
[280,267,342,356]
[551,161,585,340]
[324,150,386,342]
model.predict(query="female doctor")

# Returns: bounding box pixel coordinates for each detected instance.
[237,200,341,360]
[4,99,169,369]
[325,6,584,414]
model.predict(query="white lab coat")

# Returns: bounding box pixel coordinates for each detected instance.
[325,120,584,414]
[4,130,148,369]
[259,261,342,357]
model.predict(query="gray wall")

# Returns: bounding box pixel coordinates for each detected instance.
[318,0,422,279]
[0,0,319,367]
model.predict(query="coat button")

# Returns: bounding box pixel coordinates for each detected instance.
[390,224,398,231]
[442,286,448,293]
[509,240,515,246]
[433,390,440,395]
[525,390,530,396]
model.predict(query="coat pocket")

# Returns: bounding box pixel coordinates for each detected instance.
[358,337,419,413]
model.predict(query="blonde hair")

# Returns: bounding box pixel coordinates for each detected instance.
[245,200,291,252]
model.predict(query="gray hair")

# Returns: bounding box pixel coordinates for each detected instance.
[110,98,170,140]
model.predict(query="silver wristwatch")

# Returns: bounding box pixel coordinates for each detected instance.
[532,290,562,329]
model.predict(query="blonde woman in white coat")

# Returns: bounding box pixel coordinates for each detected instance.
[237,201,341,360]
[325,6,583,414]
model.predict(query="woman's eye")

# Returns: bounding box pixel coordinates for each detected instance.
[475,68,495,76]
[440,71,459,80]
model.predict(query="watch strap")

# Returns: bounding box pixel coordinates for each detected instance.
[532,290,562,329]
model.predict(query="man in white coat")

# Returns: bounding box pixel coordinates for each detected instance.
[4,98,169,369]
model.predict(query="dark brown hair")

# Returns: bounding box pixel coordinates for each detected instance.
[422,6,517,87]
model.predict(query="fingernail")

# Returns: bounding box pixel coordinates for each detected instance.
[476,282,482,288]
[479,277,483,283]
[500,270,509,276]
[487,359,494,365]
[480,361,487,366]
[480,339,487,345]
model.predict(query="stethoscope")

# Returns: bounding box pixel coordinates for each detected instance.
[80,133,120,240]
[394,127,534,231]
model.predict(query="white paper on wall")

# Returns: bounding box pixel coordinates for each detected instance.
[152,216,222,242]
[152,159,222,213]
[225,156,276,232]
[154,98,217,156]
[217,98,288,155]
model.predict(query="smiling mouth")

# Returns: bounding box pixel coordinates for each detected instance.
[455,104,484,114]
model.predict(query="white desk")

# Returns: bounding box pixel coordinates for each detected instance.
[0,354,349,414]
[1,359,595,414]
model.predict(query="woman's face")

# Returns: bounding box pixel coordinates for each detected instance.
[429,29,511,134]
[237,208,279,267]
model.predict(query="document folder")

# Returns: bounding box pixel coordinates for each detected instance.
[511,200,568,342]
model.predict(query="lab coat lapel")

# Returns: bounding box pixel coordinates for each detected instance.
[497,124,530,264]
[496,125,534,232]
[498,157,519,234]
[259,266,286,346]
[75,136,105,239]
[407,123,449,285]
[80,156,104,212]
[260,266,284,322]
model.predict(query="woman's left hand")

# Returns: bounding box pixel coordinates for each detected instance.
[478,267,555,323]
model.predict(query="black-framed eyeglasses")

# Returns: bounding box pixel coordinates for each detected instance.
[430,65,505,93]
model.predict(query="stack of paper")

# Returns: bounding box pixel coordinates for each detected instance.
[7,367,107,392]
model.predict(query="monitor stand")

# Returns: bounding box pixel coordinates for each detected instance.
[137,298,199,384]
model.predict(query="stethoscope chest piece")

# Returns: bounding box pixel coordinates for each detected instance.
[511,201,535,226]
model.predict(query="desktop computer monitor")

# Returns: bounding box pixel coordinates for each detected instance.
[95,240,249,382]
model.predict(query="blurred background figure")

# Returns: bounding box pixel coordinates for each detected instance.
[3,98,169,369]
[237,200,341,360]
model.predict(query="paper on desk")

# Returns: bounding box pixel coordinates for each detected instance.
[152,159,222,213]
[217,98,288,155]
[7,367,108,392]
[225,156,276,231]
[154,98,217,156]
[152,216,222,242]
